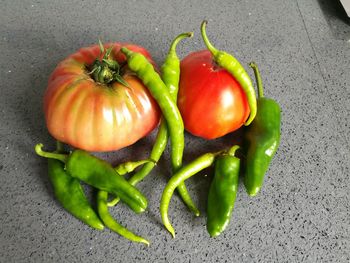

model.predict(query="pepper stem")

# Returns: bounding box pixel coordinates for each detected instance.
[169,32,193,54]
[228,145,240,156]
[35,143,67,163]
[201,20,219,57]
[120,47,133,57]
[56,141,64,152]
[114,159,156,176]
[249,62,264,98]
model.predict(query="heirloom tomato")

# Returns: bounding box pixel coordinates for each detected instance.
[44,43,160,152]
[178,50,250,139]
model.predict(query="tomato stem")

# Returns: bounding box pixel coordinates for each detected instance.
[89,42,129,87]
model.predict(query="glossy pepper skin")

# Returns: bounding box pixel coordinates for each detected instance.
[159,32,199,216]
[47,146,104,230]
[160,151,220,237]
[120,47,185,174]
[243,62,281,196]
[108,33,199,216]
[97,190,150,245]
[97,160,151,245]
[66,150,148,213]
[125,33,193,190]
[201,21,257,125]
[120,47,199,215]
[207,146,240,237]
[35,144,148,214]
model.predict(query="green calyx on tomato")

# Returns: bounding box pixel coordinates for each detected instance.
[88,40,129,87]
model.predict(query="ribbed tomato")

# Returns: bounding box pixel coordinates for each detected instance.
[44,43,160,152]
[178,50,250,139]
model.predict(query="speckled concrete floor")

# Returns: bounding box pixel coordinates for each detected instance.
[1,0,349,262]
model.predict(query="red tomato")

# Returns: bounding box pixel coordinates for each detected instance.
[44,43,160,152]
[178,50,250,139]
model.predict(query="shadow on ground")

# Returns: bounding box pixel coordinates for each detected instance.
[317,0,350,39]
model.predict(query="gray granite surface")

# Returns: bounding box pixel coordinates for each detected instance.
[1,0,349,262]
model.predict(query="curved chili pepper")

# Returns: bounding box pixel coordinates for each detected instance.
[207,146,240,237]
[121,46,199,215]
[200,20,257,125]
[108,33,198,215]
[126,120,168,187]
[120,47,184,172]
[130,33,193,184]
[46,141,104,230]
[97,190,149,246]
[161,32,193,100]
[243,62,281,196]
[98,160,150,245]
[160,150,225,237]
[107,159,155,207]
[34,144,148,213]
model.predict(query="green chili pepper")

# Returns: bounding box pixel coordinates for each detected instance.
[108,33,197,215]
[120,47,184,172]
[243,62,281,196]
[207,146,240,237]
[201,20,257,125]
[129,32,193,185]
[97,190,149,246]
[98,160,152,244]
[121,46,199,215]
[46,141,104,230]
[35,144,148,213]
[125,120,168,187]
[107,159,155,207]
[161,32,193,100]
[160,150,225,237]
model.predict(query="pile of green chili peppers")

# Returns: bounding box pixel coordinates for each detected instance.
[160,21,281,238]
[35,21,281,245]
